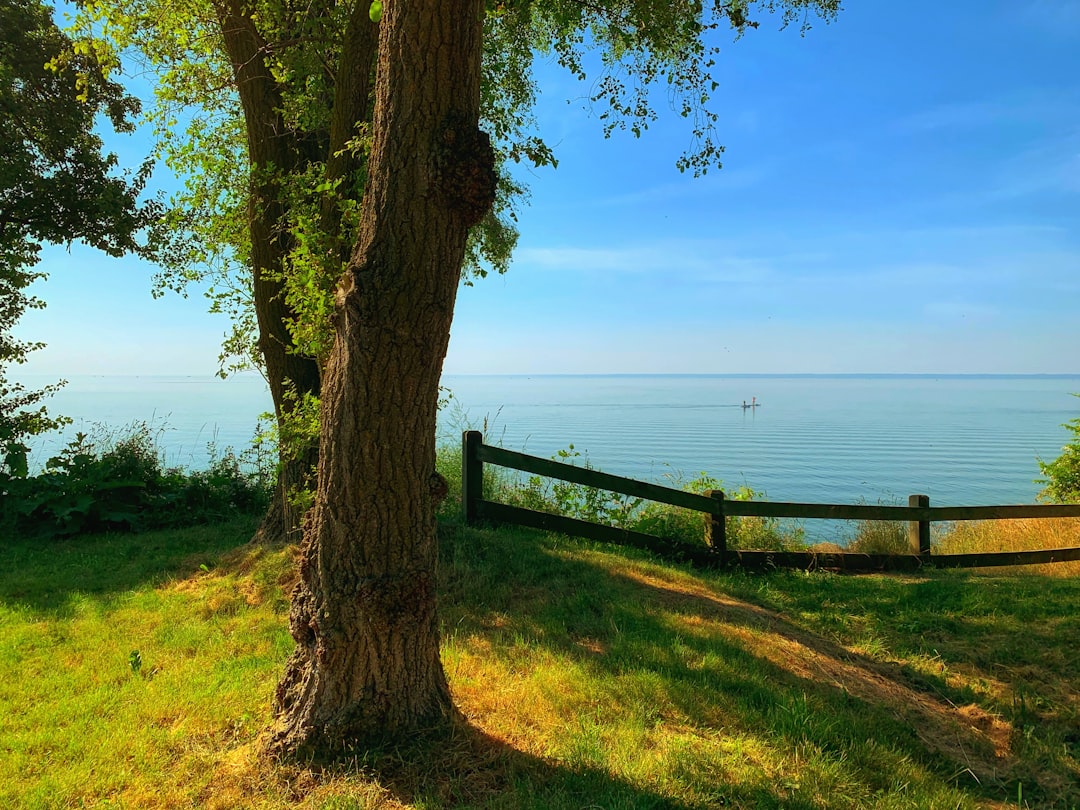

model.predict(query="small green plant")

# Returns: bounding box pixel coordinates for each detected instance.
[503,450,803,550]
[1038,394,1080,503]
[128,650,142,675]
[0,422,271,539]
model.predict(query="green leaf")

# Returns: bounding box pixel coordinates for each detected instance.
[368,1,382,23]
[4,445,29,479]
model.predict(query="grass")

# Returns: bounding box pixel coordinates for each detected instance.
[1,514,1078,808]
[937,517,1080,575]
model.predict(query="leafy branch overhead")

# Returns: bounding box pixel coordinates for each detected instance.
[77,0,838,380]
[0,0,160,482]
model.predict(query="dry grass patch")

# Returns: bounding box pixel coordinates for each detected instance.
[937,517,1080,576]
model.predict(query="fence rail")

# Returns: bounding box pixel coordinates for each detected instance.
[461,431,1080,572]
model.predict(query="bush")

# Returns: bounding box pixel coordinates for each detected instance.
[499,448,804,551]
[1038,397,1080,503]
[0,423,271,539]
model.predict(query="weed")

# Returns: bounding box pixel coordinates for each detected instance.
[0,421,271,539]
[494,445,804,551]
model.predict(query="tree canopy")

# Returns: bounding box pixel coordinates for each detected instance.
[0,0,158,479]
[73,0,839,540]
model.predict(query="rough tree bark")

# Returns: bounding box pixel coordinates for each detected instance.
[216,0,321,542]
[268,0,495,757]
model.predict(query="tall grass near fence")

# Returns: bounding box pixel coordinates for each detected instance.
[936,517,1080,576]
[452,441,805,552]
[446,440,1080,572]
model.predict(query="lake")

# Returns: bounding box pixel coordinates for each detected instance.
[440,375,1080,509]
[18,373,1080,511]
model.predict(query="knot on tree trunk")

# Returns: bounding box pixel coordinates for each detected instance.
[434,113,497,228]
[429,471,449,506]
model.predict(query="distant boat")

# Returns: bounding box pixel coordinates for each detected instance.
[742,397,760,409]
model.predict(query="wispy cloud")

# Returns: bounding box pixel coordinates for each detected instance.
[894,100,1014,134]
[893,89,1080,134]
[515,242,779,284]
[987,130,1080,199]
[591,165,772,207]
[1014,0,1080,38]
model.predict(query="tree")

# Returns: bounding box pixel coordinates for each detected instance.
[0,0,157,481]
[268,0,840,757]
[82,0,835,544]
[81,0,528,542]
[268,1,493,753]
[78,0,840,756]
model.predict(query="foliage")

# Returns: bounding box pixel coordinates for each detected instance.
[1037,394,1080,503]
[0,0,160,483]
[257,385,322,514]
[72,0,841,377]
[0,423,271,539]
[0,374,68,481]
[76,0,528,377]
[501,444,803,550]
[0,0,157,260]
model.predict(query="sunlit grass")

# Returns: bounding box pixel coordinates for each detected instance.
[1,514,1077,808]
[936,517,1080,576]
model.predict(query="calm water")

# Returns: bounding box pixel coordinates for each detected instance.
[19,373,1080,510]
[440,374,1080,508]
[19,374,275,472]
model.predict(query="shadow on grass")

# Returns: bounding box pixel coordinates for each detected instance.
[440,522,1080,808]
[278,722,708,810]
[0,516,259,614]
[729,567,1080,731]
[7,515,1074,807]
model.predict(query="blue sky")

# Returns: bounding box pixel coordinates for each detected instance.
[16,1,1080,376]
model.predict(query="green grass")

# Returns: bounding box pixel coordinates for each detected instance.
[1,515,1077,808]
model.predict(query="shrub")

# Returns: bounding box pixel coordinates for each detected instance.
[499,449,804,551]
[0,422,271,539]
[1038,397,1080,503]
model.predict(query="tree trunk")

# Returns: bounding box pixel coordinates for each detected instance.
[217,0,329,543]
[268,0,495,758]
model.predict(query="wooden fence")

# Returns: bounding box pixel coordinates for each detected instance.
[461,431,1080,572]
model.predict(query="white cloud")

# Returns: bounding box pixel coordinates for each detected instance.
[988,131,1080,199]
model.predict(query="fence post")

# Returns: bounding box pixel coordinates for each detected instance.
[908,494,931,559]
[705,490,726,558]
[462,431,483,525]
